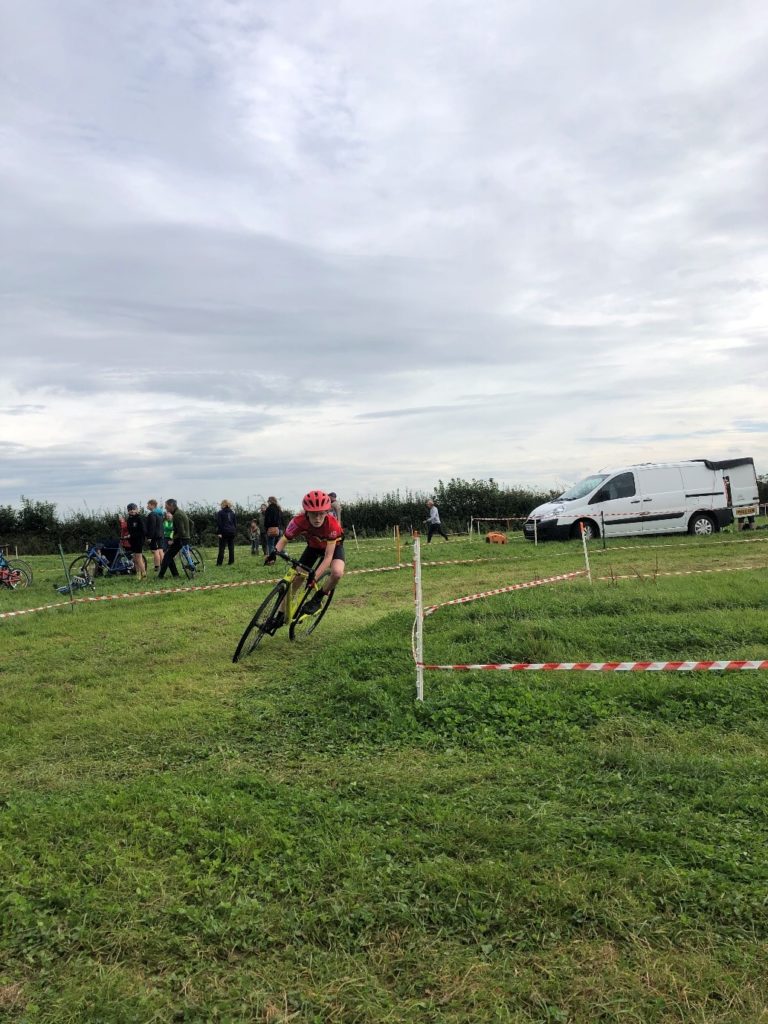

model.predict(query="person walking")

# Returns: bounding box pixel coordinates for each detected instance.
[215,499,237,566]
[329,491,342,525]
[263,496,283,558]
[158,499,191,579]
[424,499,449,542]
[126,503,147,579]
[145,499,165,572]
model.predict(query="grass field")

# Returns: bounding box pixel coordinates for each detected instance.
[2,530,768,1022]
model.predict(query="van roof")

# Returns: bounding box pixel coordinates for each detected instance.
[599,458,754,473]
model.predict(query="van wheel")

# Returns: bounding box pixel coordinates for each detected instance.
[571,519,599,541]
[689,513,716,536]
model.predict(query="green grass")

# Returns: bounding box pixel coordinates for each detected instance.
[1,531,768,1021]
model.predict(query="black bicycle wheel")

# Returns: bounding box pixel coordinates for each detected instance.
[7,558,33,584]
[69,555,99,579]
[190,547,205,573]
[289,571,334,641]
[232,581,288,662]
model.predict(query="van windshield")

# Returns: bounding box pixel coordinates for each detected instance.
[558,474,608,501]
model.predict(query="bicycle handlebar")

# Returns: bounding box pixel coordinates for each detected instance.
[275,549,315,579]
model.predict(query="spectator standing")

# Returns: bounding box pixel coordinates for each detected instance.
[258,503,268,555]
[163,511,174,549]
[264,496,283,557]
[126,503,147,579]
[158,499,190,579]
[329,491,342,525]
[216,499,237,566]
[145,499,165,571]
[424,499,449,542]
[249,519,260,555]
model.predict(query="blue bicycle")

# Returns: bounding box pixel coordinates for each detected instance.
[68,542,135,580]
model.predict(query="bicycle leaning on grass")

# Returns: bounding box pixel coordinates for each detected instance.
[232,550,334,662]
[0,548,30,590]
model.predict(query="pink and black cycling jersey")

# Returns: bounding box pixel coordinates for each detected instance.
[283,513,343,551]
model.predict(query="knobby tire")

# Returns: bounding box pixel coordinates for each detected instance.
[289,570,334,641]
[232,581,288,662]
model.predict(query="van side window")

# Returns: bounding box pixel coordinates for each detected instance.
[589,472,636,503]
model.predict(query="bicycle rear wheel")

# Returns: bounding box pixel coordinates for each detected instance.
[182,547,205,579]
[5,567,30,589]
[232,581,288,662]
[7,559,33,584]
[289,571,334,640]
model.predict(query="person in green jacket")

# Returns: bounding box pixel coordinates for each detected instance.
[158,498,191,579]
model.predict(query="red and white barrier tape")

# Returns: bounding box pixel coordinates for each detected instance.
[424,571,584,617]
[0,555,488,622]
[418,660,768,672]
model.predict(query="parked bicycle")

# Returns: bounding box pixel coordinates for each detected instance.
[68,542,134,580]
[179,543,205,580]
[0,549,30,590]
[0,548,33,586]
[232,550,334,662]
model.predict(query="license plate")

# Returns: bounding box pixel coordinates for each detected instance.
[735,506,757,517]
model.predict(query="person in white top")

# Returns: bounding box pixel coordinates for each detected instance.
[425,499,449,542]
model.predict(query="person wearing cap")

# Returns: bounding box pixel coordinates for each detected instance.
[126,503,148,579]
[329,491,342,526]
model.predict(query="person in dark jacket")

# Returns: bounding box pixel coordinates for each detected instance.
[158,499,191,579]
[216,499,237,566]
[145,498,165,571]
[126,503,147,579]
[263,496,283,557]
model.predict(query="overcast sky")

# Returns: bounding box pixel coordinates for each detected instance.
[1,0,766,514]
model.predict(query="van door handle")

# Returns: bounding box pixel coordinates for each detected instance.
[630,499,641,504]
[642,498,652,502]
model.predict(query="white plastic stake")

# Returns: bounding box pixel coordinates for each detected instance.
[580,522,592,583]
[533,518,538,546]
[351,523,360,552]
[413,532,425,702]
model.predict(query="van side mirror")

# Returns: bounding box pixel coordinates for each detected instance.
[593,489,609,503]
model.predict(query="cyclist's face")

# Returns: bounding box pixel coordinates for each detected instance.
[307,511,327,527]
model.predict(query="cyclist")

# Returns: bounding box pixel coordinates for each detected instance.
[266,489,344,622]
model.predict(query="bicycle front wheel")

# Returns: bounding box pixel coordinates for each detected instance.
[232,581,288,662]
[189,547,205,573]
[290,571,334,641]
[69,555,98,579]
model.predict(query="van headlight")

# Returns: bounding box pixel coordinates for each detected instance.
[541,505,565,520]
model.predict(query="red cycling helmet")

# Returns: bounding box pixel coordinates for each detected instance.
[302,489,332,513]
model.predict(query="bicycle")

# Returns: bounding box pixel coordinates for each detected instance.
[232,550,334,662]
[0,548,33,585]
[179,543,205,580]
[0,549,30,590]
[69,542,135,580]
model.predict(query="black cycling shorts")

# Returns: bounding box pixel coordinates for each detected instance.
[298,543,345,570]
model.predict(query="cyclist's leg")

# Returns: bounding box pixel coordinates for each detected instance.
[324,543,346,595]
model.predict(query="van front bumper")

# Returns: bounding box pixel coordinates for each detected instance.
[523,518,571,541]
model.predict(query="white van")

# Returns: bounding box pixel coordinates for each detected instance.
[524,458,759,541]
